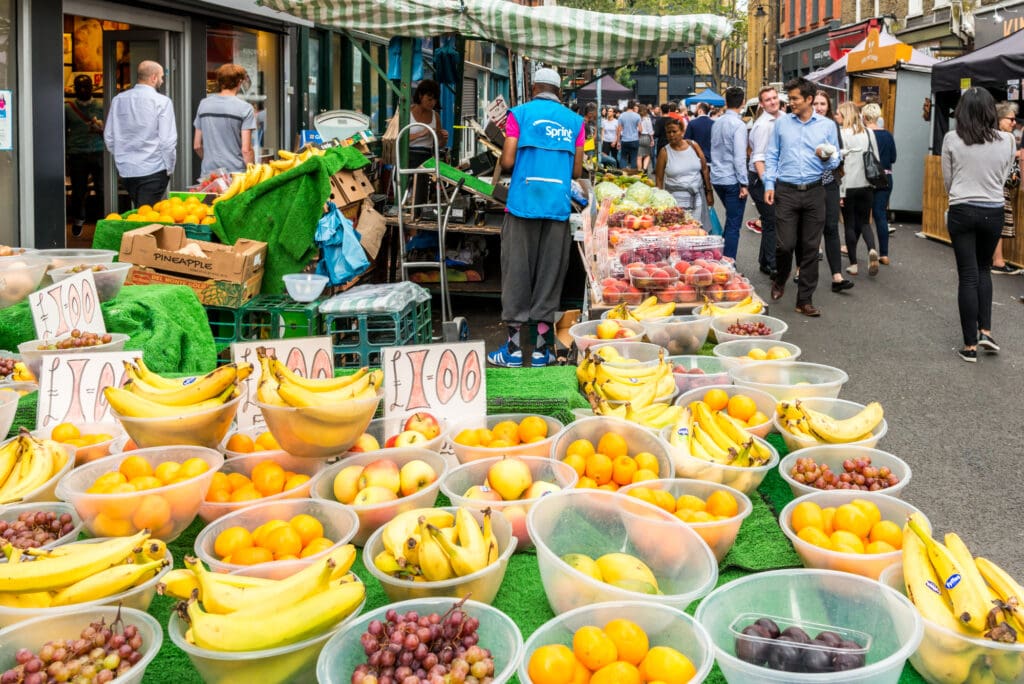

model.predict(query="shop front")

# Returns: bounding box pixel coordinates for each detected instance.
[779,24,837,83]
[973,2,1024,49]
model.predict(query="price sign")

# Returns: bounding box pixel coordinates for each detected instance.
[29,270,106,340]
[231,337,335,429]
[384,341,486,424]
[36,351,136,428]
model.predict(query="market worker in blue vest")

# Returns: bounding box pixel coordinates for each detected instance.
[487,67,584,368]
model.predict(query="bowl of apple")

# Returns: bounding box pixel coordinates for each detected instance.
[346,409,447,455]
[568,319,645,352]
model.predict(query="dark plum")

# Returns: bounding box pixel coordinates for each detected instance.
[814,630,843,647]
[781,626,812,644]
[834,651,866,671]
[802,647,833,673]
[767,636,804,672]
[735,625,771,664]
[753,618,781,639]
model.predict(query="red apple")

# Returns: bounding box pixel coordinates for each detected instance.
[502,504,529,544]
[464,484,503,502]
[399,459,438,496]
[613,327,635,339]
[348,433,381,453]
[359,459,401,494]
[403,412,441,440]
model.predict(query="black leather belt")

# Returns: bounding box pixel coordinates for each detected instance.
[777,180,823,191]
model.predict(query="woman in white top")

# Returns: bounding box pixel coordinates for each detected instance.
[637,104,655,173]
[837,101,879,277]
[601,109,619,161]
[941,87,1017,362]
[406,79,447,215]
[655,118,712,228]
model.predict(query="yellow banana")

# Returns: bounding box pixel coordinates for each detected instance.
[270,359,367,393]
[11,362,35,382]
[277,149,296,159]
[159,568,275,600]
[902,526,979,637]
[428,524,488,577]
[212,173,246,204]
[0,591,54,608]
[798,400,884,443]
[416,517,454,581]
[269,158,296,171]
[944,533,1009,639]
[374,549,413,577]
[908,514,989,632]
[691,422,733,463]
[0,435,22,488]
[0,432,55,503]
[976,556,1024,635]
[127,364,238,406]
[131,358,200,390]
[0,532,148,593]
[51,558,167,606]
[105,384,234,419]
[276,370,371,404]
[482,509,499,565]
[381,508,455,562]
[642,404,684,430]
[692,401,741,453]
[596,358,665,382]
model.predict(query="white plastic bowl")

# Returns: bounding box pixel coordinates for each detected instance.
[0,501,84,553]
[710,313,788,343]
[446,413,564,465]
[33,248,118,270]
[17,333,130,379]
[642,314,712,356]
[0,388,18,441]
[773,397,888,451]
[660,426,780,495]
[779,446,912,499]
[667,354,732,393]
[674,383,777,438]
[283,273,329,302]
[569,319,645,351]
[0,256,50,309]
[48,262,132,302]
[113,394,241,451]
[730,361,849,401]
[32,420,125,465]
[0,437,75,505]
[256,390,382,459]
[713,339,802,369]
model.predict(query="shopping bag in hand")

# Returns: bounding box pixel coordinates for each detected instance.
[315,201,371,286]
[708,207,723,236]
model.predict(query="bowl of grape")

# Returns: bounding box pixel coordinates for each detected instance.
[48,264,131,303]
[18,332,129,378]
[711,314,787,344]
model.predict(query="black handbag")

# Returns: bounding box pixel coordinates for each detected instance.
[863,130,889,190]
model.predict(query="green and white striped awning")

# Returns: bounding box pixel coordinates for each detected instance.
[257,0,733,68]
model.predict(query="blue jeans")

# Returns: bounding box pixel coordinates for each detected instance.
[619,141,639,170]
[713,182,748,260]
[873,175,893,256]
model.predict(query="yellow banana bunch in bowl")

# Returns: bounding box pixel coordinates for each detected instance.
[773,397,887,452]
[604,296,677,322]
[0,428,75,505]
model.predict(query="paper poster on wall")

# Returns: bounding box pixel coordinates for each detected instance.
[1008,80,1021,101]
[36,351,136,429]
[0,90,12,151]
[383,341,486,424]
[961,78,972,92]
[29,270,105,340]
[230,336,335,429]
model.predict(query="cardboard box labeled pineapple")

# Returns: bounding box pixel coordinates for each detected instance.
[118,224,266,282]
[126,266,263,308]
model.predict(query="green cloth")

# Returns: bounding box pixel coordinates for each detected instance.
[210,147,370,295]
[0,285,216,375]
[486,367,592,425]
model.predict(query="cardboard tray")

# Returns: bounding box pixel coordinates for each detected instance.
[118,224,266,283]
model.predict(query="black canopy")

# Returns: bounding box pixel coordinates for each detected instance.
[576,75,634,106]
[932,29,1024,92]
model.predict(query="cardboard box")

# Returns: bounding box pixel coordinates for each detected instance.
[356,200,387,260]
[118,224,266,283]
[329,168,373,206]
[127,266,262,308]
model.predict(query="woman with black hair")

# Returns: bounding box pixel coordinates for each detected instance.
[941,87,1017,362]
[406,79,448,214]
[813,90,854,293]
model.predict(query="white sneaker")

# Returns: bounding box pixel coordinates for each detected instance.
[868,249,879,276]
[846,264,858,275]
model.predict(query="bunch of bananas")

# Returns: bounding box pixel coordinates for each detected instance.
[605,297,676,322]
[255,348,382,412]
[668,402,772,467]
[698,296,764,317]
[172,550,363,654]
[213,147,327,204]
[0,429,69,504]
[903,513,1024,682]
[776,400,884,443]
[0,531,166,608]
[374,508,499,582]
[577,346,683,429]
[104,360,253,419]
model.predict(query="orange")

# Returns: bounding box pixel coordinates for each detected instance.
[597,482,620,492]
[491,420,521,445]
[119,455,154,481]
[726,394,758,422]
[299,537,335,558]
[821,507,836,535]
[573,625,618,671]
[706,490,739,518]
[210,472,230,491]
[230,546,274,566]
[252,520,289,547]
[90,512,135,537]
[99,484,141,519]
[631,469,658,484]
[747,411,770,427]
[214,526,254,558]
[834,504,871,538]
[51,422,81,443]
[675,509,696,522]
[488,439,513,449]
[518,416,549,443]
[585,453,613,485]
[254,431,281,451]
[869,520,903,549]
[206,488,231,503]
[702,389,729,412]
[283,473,311,491]
[797,526,832,549]
[225,472,251,492]
[251,461,287,496]
[89,471,128,493]
[178,457,210,480]
[153,461,181,484]
[105,212,122,221]
[131,494,172,532]
[626,487,655,505]
[566,438,596,461]
[474,428,494,447]
[676,494,707,512]
[229,485,262,502]
[633,452,660,476]
[263,525,303,559]
[850,498,882,528]
[596,433,628,459]
[527,644,578,684]
[129,475,163,491]
[688,510,716,522]
[563,452,587,477]
[865,540,897,554]
[651,490,676,513]
[611,455,638,486]
[226,433,256,453]
[603,618,649,666]
[576,476,598,489]
[830,530,865,554]
[289,513,325,546]
[638,646,696,684]
[590,661,641,684]
[790,501,824,533]
[570,656,592,684]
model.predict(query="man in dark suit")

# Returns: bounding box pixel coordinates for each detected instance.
[684,102,714,163]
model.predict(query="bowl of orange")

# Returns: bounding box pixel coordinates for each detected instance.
[446,413,564,465]
[198,452,325,523]
[673,384,776,438]
[220,426,285,458]
[34,420,125,465]
[548,416,673,491]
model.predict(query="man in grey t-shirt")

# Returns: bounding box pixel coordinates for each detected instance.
[193,64,256,177]
[616,101,642,170]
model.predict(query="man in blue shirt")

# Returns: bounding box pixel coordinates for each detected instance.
[616,101,642,170]
[709,87,749,259]
[765,78,841,317]
[683,102,713,160]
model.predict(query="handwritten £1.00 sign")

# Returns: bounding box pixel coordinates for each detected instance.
[36,351,136,428]
[30,270,106,339]
[384,341,486,424]
[231,337,335,429]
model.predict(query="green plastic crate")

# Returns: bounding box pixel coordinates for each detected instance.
[324,299,431,368]
[239,294,323,341]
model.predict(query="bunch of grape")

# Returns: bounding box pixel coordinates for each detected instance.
[68,265,108,274]
[0,511,76,550]
[789,456,900,491]
[655,207,688,225]
[39,331,113,351]
[725,321,773,336]
[0,612,145,684]
[0,356,15,379]
[352,601,497,684]
[607,211,628,228]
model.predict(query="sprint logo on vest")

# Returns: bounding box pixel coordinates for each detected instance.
[535,119,575,143]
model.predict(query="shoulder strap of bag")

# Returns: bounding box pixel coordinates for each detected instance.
[67,101,91,124]
[689,141,714,203]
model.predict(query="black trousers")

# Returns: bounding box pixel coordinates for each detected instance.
[841,186,876,265]
[947,204,1002,346]
[748,171,776,271]
[122,170,170,209]
[823,180,842,277]
[67,152,104,222]
[774,183,825,305]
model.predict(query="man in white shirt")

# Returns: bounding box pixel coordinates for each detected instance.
[747,86,784,276]
[709,87,749,259]
[104,60,177,208]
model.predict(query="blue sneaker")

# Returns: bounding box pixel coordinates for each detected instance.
[531,348,557,367]
[487,343,522,368]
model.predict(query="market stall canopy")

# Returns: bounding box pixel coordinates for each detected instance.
[807,28,936,82]
[576,75,634,105]
[257,0,733,68]
[931,28,1024,92]
[685,89,725,106]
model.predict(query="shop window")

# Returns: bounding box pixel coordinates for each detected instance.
[812,0,819,24]
[307,34,320,129]
[800,0,807,28]
[907,0,922,13]
[331,33,342,110]
[0,0,16,244]
[825,0,834,18]
[789,0,796,31]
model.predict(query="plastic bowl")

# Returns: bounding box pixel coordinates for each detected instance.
[168,581,366,684]
[667,354,732,394]
[350,410,448,455]
[33,248,118,271]
[780,491,929,580]
[219,424,278,458]
[696,568,923,684]
[283,273,329,302]
[568,319,645,351]
[549,416,674,480]
[0,388,17,440]
[730,361,850,401]
[779,446,912,499]
[113,393,241,451]
[0,256,50,309]
[710,313,788,344]
[198,451,326,523]
[517,600,715,684]
[362,506,516,604]
[590,340,664,368]
[440,456,579,551]
[619,478,752,562]
[673,383,777,439]
[774,397,889,451]
[0,437,75,505]
[316,598,523,684]
[0,606,162,682]
[528,489,717,615]
[0,501,84,554]
[195,498,359,575]
[660,426,780,495]
[713,339,803,370]
[0,541,172,628]
[17,333,130,379]
[447,413,564,465]
[308,447,449,546]
[48,262,132,303]
[55,446,223,541]
[880,562,1024,684]
[256,390,382,459]
[642,314,712,355]
[32,420,125,465]
[0,382,38,398]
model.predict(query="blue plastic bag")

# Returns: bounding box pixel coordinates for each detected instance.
[315,202,371,286]
[708,206,723,236]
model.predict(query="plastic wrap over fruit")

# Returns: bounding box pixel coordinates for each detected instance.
[624,181,654,205]
[650,189,677,209]
[594,182,625,203]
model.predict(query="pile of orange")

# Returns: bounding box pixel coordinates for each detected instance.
[790,498,902,554]
[626,487,739,522]
[224,430,282,454]
[213,514,334,565]
[527,617,696,684]
[452,415,549,449]
[699,388,769,428]
[205,460,310,504]
[51,422,115,449]
[106,195,216,225]
[558,433,661,491]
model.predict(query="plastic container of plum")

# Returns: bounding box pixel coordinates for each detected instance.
[711,314,788,344]
[643,315,712,355]
[778,446,912,500]
[627,264,679,290]
[667,355,732,393]
[695,568,923,684]
[676,235,725,261]
[728,614,873,677]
